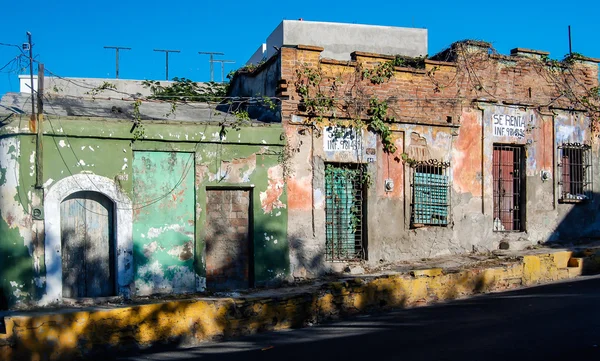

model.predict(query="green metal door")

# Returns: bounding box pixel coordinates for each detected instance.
[133,151,196,295]
[325,164,364,261]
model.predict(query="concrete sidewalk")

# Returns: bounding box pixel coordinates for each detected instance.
[2,245,600,361]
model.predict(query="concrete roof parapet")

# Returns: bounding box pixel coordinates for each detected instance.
[295,44,324,52]
[510,47,550,59]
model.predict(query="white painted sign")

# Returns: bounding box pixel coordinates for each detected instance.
[323,126,377,163]
[492,113,526,138]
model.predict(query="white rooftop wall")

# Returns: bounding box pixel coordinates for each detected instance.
[247,20,428,64]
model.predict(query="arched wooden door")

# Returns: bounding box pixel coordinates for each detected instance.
[60,191,115,298]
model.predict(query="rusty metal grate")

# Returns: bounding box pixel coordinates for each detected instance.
[410,160,451,227]
[493,145,525,232]
[558,143,592,202]
[325,164,365,261]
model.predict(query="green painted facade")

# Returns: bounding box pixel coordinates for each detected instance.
[0,114,288,308]
[133,151,196,295]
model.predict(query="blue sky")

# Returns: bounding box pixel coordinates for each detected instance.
[1,0,598,97]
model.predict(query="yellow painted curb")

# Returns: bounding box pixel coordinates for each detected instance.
[1,249,598,361]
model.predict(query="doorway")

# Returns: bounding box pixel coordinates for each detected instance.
[324,163,366,261]
[205,189,253,290]
[60,191,115,298]
[492,145,525,232]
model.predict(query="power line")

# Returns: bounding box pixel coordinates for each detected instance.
[43,93,202,211]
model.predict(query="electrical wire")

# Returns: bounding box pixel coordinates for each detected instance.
[42,95,200,212]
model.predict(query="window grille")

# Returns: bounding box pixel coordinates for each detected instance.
[493,145,525,232]
[410,160,451,227]
[558,143,592,202]
[325,164,365,261]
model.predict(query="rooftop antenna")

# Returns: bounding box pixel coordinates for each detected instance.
[104,46,131,79]
[153,49,180,80]
[198,52,225,82]
[213,60,235,83]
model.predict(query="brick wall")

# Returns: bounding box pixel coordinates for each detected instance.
[277,42,598,125]
[205,190,251,290]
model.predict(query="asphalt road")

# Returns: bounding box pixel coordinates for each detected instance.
[119,275,600,361]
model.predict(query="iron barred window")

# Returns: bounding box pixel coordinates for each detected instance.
[324,164,366,261]
[558,143,592,202]
[410,160,451,227]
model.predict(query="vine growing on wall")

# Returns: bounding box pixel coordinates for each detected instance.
[293,62,401,154]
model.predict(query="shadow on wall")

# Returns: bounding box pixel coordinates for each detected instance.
[0,286,7,311]
[0,218,35,310]
[545,192,600,246]
[288,236,325,278]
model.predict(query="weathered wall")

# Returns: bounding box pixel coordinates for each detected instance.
[205,189,252,289]
[133,151,197,295]
[233,43,600,277]
[0,114,288,308]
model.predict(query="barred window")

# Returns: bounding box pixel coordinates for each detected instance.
[558,143,592,202]
[411,160,451,227]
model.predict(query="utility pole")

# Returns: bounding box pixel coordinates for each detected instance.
[104,46,131,79]
[198,51,224,82]
[153,49,180,81]
[26,32,35,128]
[568,25,572,56]
[35,63,44,188]
[213,60,235,83]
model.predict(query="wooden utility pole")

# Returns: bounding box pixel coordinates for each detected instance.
[35,63,44,188]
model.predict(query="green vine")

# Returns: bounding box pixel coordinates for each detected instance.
[142,78,227,102]
[367,98,397,153]
[85,81,116,99]
[362,55,427,84]
[131,99,145,142]
[325,164,369,231]
[294,66,336,121]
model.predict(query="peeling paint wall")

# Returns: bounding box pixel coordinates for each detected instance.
[133,151,197,295]
[0,137,35,307]
[230,44,600,278]
[0,114,287,308]
[194,142,289,287]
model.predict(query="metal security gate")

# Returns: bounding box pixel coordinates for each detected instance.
[60,191,115,298]
[492,145,525,232]
[325,164,365,261]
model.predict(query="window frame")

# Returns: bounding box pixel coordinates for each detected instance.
[558,142,592,203]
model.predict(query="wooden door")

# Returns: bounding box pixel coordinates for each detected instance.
[493,146,524,231]
[61,191,115,298]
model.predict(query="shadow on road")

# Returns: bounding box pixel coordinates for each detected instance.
[116,276,600,361]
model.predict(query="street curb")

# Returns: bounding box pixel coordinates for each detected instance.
[1,249,599,360]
